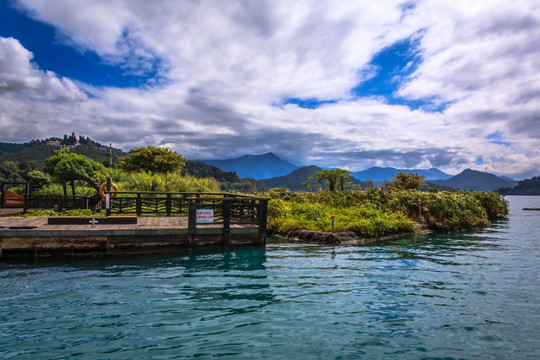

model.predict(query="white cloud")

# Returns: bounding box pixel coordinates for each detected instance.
[1,0,540,177]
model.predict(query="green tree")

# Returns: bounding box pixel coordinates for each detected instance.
[45,149,107,182]
[27,170,51,191]
[308,169,353,191]
[386,171,425,191]
[118,146,186,173]
[0,161,23,183]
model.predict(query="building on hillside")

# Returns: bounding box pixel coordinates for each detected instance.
[46,140,61,147]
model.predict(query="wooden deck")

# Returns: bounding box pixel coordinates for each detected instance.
[0,208,24,217]
[0,216,263,259]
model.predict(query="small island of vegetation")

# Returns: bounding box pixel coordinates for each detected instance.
[263,171,508,243]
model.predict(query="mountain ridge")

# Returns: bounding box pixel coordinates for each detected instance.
[353,166,452,181]
[431,168,517,191]
[260,165,368,191]
[199,152,299,180]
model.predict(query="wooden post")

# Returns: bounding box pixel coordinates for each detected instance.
[136,193,142,216]
[23,193,28,214]
[166,193,172,216]
[188,200,197,249]
[223,199,231,247]
[257,199,268,246]
[106,177,112,216]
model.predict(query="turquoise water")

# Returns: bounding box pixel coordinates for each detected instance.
[1,196,539,359]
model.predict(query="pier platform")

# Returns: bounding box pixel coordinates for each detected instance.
[0,216,263,259]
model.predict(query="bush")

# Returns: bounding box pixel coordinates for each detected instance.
[266,188,507,237]
[112,170,220,193]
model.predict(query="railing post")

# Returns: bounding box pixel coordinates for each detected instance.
[136,193,142,216]
[223,199,231,247]
[23,193,28,214]
[257,199,268,246]
[166,193,172,216]
[106,194,111,216]
[188,200,197,249]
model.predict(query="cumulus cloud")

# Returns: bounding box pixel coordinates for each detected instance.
[0,37,86,101]
[1,0,540,177]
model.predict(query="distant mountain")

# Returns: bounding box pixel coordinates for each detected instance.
[353,166,452,181]
[182,160,265,192]
[498,175,540,195]
[431,169,518,192]
[261,165,368,191]
[200,152,298,180]
[260,165,323,191]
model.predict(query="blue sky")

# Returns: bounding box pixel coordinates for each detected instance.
[1,0,539,178]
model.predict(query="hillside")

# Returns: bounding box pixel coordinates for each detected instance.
[260,165,323,191]
[353,166,452,181]
[0,135,125,168]
[200,152,298,180]
[431,169,517,191]
[498,175,540,195]
[182,160,265,192]
[261,165,368,191]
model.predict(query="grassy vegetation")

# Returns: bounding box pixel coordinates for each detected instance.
[23,209,102,217]
[111,170,220,193]
[264,188,508,238]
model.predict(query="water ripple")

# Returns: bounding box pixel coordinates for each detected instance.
[1,196,540,359]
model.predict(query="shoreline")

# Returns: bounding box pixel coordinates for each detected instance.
[272,226,435,246]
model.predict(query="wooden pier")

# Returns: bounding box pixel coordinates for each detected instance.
[0,192,268,259]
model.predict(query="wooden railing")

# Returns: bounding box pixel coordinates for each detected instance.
[105,191,266,223]
[24,195,95,212]
[105,191,268,244]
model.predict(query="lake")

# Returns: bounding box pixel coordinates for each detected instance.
[1,196,539,359]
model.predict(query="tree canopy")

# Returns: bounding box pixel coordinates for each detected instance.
[386,171,425,191]
[45,149,107,182]
[118,146,186,173]
[308,168,353,191]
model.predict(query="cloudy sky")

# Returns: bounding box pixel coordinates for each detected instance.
[1,0,539,177]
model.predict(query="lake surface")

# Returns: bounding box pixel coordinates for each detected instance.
[1,196,539,359]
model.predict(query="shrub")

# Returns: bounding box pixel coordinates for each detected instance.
[266,188,507,237]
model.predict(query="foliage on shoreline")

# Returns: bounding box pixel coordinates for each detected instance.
[498,175,540,195]
[264,188,508,238]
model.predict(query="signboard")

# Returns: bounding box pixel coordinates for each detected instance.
[196,209,214,224]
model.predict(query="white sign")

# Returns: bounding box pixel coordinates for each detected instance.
[196,209,214,223]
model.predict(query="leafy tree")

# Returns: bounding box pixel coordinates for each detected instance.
[45,149,107,182]
[27,170,51,191]
[308,169,353,191]
[0,161,24,183]
[118,146,186,173]
[386,171,425,191]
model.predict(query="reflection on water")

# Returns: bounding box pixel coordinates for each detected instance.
[1,196,539,359]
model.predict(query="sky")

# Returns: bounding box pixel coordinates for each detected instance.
[1,0,539,178]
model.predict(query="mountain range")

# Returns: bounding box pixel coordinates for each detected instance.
[260,165,368,191]
[353,167,452,181]
[199,152,298,180]
[430,169,517,192]
[199,153,519,192]
[0,138,527,193]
